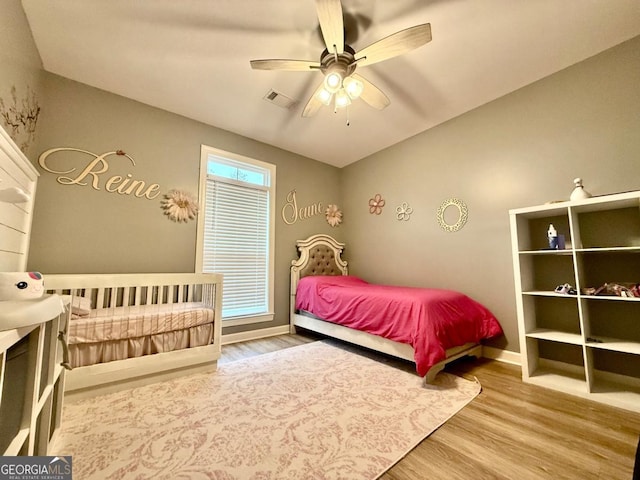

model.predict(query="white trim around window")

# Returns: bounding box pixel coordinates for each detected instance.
[196,145,276,326]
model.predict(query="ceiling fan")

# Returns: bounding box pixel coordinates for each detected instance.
[250,0,432,117]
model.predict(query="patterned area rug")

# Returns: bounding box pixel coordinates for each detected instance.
[55,342,481,479]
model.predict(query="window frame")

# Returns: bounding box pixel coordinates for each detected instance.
[196,145,276,327]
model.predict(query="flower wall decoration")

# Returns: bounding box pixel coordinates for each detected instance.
[368,194,385,215]
[396,202,413,221]
[161,189,199,223]
[325,204,343,227]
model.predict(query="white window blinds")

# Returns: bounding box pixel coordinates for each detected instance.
[202,179,269,318]
[197,145,275,325]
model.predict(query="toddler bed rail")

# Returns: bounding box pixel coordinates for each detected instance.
[45,272,222,398]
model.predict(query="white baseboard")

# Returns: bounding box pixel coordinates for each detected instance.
[482,346,521,366]
[222,325,291,345]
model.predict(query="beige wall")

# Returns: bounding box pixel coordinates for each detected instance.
[28,74,342,332]
[341,35,640,352]
[0,0,44,159]
[7,0,639,351]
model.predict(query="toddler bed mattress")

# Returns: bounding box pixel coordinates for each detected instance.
[295,275,503,376]
[68,302,214,367]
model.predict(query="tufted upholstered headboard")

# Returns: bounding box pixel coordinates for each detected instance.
[290,234,348,305]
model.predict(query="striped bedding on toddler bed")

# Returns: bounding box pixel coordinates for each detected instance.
[67,302,214,367]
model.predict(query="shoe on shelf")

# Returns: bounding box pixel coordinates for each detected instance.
[554,283,576,295]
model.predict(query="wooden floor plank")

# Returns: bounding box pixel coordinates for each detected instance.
[221,333,640,479]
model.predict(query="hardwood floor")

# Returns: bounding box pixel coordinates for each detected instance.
[221,332,640,480]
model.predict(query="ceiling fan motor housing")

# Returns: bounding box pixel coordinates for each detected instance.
[320,44,357,79]
[249,0,432,117]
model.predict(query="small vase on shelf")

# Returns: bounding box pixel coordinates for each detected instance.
[570,178,592,201]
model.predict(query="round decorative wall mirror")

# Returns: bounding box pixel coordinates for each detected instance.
[437,198,468,232]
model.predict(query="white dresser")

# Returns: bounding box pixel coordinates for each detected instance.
[0,124,39,271]
[0,295,68,455]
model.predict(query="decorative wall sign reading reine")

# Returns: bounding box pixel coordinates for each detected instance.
[437,198,468,232]
[38,147,161,200]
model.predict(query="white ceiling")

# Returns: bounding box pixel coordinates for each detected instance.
[21,0,640,168]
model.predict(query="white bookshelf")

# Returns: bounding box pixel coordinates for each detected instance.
[510,190,640,413]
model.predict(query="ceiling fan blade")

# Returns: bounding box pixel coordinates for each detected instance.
[355,23,432,67]
[352,73,390,110]
[315,0,344,54]
[250,59,321,71]
[302,82,326,117]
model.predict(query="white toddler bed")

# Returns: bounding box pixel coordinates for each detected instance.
[290,234,497,383]
[45,272,222,397]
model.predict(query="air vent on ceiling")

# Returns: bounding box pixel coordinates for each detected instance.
[263,89,298,109]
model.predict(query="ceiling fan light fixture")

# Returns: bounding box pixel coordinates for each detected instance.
[343,76,364,99]
[316,88,333,106]
[334,88,352,109]
[250,0,433,119]
[324,71,343,93]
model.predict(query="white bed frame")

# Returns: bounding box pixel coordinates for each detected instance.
[45,272,222,399]
[290,234,481,383]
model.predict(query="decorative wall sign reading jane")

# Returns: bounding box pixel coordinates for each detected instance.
[437,198,468,232]
[38,147,161,200]
[281,189,324,225]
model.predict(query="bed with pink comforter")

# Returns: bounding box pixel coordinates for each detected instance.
[295,275,503,376]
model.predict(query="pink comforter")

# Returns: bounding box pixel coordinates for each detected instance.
[295,275,503,376]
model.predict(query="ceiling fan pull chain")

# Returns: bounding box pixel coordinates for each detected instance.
[346,106,350,126]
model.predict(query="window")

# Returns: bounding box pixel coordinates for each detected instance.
[196,145,275,326]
